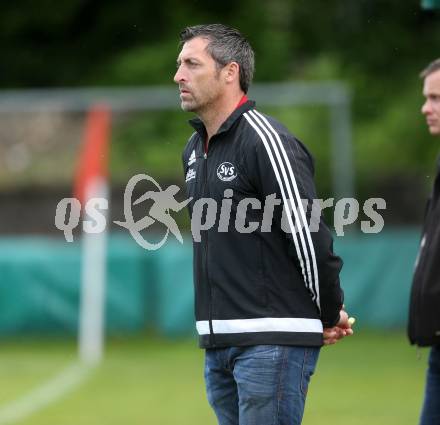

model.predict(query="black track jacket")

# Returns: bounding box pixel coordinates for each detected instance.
[408,160,440,347]
[182,100,344,349]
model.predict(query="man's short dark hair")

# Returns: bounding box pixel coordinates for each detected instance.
[420,58,440,79]
[179,24,255,93]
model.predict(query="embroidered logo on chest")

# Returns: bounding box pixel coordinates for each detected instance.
[188,150,196,166]
[185,168,196,182]
[217,162,237,182]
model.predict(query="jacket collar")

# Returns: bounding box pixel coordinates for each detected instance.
[189,100,255,139]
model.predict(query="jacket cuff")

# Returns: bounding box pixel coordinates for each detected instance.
[321,311,341,328]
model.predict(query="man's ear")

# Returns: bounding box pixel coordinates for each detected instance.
[224,62,240,85]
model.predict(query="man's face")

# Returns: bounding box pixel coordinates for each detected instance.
[174,37,224,113]
[422,69,440,135]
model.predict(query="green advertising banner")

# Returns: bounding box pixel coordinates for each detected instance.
[422,0,440,9]
[0,230,421,337]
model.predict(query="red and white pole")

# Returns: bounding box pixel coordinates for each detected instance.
[74,105,111,365]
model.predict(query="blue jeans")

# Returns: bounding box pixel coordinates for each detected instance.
[420,345,440,425]
[204,345,320,425]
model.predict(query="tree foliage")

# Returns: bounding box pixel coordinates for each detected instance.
[2,0,440,211]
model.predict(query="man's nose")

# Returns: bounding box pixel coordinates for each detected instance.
[422,100,431,115]
[174,66,185,84]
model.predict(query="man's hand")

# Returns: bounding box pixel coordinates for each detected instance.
[323,309,354,345]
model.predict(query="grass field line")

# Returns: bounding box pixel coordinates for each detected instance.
[0,362,92,424]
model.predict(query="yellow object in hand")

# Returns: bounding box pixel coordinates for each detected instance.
[348,317,356,326]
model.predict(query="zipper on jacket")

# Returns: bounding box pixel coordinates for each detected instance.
[416,236,426,344]
[203,149,215,347]
[411,231,428,345]
[412,200,435,344]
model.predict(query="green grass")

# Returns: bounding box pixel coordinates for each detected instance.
[303,330,426,424]
[0,331,427,425]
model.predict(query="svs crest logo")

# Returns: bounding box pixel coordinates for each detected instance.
[217,162,237,182]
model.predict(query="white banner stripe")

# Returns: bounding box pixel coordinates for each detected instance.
[196,318,323,335]
[243,112,308,287]
[253,110,321,310]
[247,110,315,299]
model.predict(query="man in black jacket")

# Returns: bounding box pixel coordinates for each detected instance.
[408,58,440,425]
[174,24,353,425]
